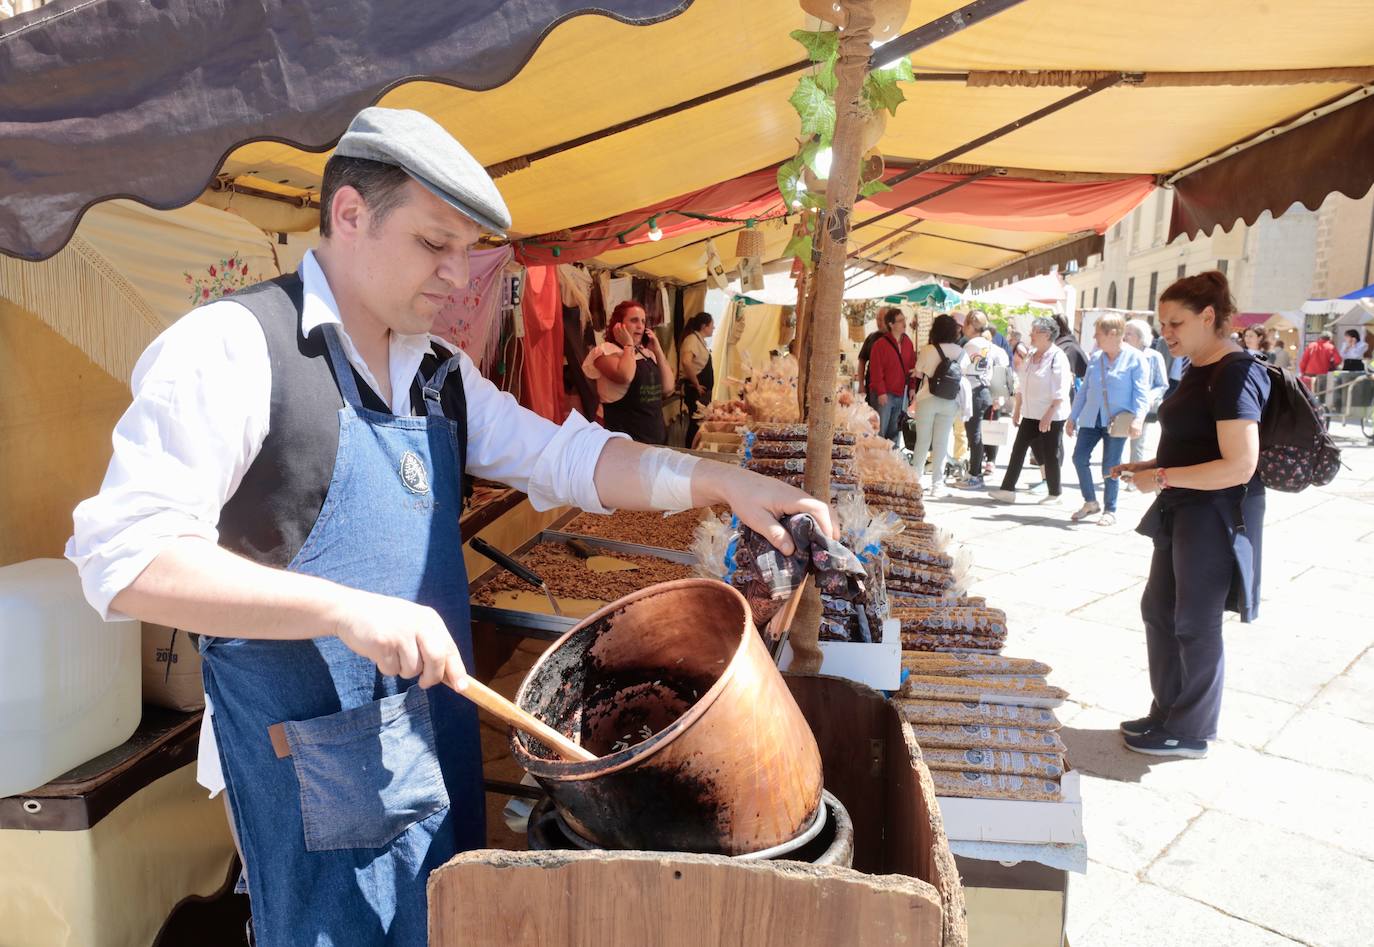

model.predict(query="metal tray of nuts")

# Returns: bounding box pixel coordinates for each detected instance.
[467,525,696,639]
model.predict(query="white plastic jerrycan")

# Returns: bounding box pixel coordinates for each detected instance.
[0,558,141,798]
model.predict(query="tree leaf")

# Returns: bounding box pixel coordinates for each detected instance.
[799,139,823,174]
[862,73,907,117]
[789,29,840,63]
[858,179,892,198]
[790,76,837,146]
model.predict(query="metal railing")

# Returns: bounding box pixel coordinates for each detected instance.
[1311,370,1374,427]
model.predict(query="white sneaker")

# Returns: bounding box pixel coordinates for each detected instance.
[1070,501,1101,522]
[1097,512,1117,526]
[1039,494,1064,506]
[988,488,1016,503]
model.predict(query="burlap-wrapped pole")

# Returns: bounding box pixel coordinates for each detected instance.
[790,0,876,674]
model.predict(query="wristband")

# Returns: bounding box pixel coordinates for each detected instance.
[1156,467,1169,490]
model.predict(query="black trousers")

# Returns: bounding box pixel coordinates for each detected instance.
[1139,506,1233,740]
[965,386,995,474]
[1000,418,1064,495]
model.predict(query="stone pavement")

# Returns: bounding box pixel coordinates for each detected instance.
[923,422,1374,947]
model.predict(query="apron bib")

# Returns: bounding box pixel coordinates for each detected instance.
[603,347,666,444]
[201,326,482,947]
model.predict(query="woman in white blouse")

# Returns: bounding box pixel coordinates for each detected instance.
[582,300,675,444]
[678,312,714,447]
[990,317,1071,504]
[1340,328,1369,371]
[1124,318,1170,465]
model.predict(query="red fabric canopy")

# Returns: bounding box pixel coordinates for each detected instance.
[516,167,783,266]
[859,172,1155,235]
[515,165,1155,268]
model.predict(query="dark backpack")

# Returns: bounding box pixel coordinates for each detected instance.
[1214,353,1341,492]
[926,345,962,401]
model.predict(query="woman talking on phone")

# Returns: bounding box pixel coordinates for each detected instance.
[583,300,675,444]
[1111,271,1270,759]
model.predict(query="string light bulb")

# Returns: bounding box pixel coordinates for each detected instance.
[647,216,663,242]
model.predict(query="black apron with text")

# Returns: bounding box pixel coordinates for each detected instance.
[604,349,667,444]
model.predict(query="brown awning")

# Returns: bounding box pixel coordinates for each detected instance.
[1170,92,1374,241]
[967,233,1104,291]
[0,0,691,261]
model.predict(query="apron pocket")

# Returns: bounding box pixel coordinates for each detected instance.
[283,685,450,852]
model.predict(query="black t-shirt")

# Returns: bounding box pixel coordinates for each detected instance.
[1156,352,1269,487]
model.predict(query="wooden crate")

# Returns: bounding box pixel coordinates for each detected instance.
[429,675,965,947]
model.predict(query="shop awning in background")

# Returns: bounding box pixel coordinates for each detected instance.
[0,0,692,260]
[3,0,1372,286]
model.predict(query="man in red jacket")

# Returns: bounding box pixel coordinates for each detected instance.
[1299,331,1341,390]
[868,307,916,446]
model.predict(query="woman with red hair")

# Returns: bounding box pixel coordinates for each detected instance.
[582,300,675,443]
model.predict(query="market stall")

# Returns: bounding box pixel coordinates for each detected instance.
[4,0,1374,944]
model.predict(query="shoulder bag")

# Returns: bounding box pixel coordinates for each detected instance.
[1100,353,1135,437]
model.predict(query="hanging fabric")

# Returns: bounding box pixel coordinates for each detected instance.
[519,265,567,423]
[432,245,513,373]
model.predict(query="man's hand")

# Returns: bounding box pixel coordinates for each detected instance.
[878,393,889,407]
[330,589,467,690]
[697,463,837,557]
[1065,419,1076,438]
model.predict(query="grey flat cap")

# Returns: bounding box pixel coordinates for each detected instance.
[335,107,511,233]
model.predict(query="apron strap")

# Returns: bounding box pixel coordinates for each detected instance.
[321,324,365,410]
[421,355,463,420]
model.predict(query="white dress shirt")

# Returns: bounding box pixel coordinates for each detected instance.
[65,250,626,795]
[67,249,624,621]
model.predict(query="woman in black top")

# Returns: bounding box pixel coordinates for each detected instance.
[1111,271,1270,759]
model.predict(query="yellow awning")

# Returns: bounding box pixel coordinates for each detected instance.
[214,0,1373,282]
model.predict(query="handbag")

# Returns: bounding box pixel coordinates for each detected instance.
[1100,354,1135,437]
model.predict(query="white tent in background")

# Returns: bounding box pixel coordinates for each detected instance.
[968,272,1066,311]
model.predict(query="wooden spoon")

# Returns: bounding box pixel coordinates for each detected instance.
[446,669,596,763]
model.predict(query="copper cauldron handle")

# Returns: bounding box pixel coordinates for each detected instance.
[447,672,596,763]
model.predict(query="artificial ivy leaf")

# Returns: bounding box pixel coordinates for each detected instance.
[777,157,806,207]
[790,76,837,146]
[863,73,907,117]
[814,57,838,95]
[789,29,840,64]
[858,179,893,198]
[783,234,814,266]
[870,54,916,84]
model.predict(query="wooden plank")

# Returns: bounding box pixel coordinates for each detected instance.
[784,674,888,875]
[429,850,942,947]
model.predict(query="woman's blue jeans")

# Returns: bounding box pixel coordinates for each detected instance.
[1072,425,1126,512]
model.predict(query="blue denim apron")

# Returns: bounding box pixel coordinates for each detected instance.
[201,326,482,946]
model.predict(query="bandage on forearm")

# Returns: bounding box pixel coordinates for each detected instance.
[637,448,700,512]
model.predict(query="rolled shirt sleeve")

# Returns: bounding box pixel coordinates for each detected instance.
[65,301,271,621]
[458,352,626,514]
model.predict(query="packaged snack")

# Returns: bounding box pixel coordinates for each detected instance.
[930,770,1062,801]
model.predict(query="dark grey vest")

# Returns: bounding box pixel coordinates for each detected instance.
[217,274,468,568]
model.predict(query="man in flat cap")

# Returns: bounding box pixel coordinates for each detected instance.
[67,107,831,945]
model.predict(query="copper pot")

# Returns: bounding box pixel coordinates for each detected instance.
[509,579,823,855]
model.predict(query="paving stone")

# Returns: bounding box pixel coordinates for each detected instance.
[1076,881,1302,947]
[1149,811,1374,947]
[1066,863,1135,944]
[1136,742,1374,860]
[1224,629,1365,707]
[1310,647,1374,725]
[1078,774,1200,874]
[1214,690,1300,750]
[1264,708,1374,780]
